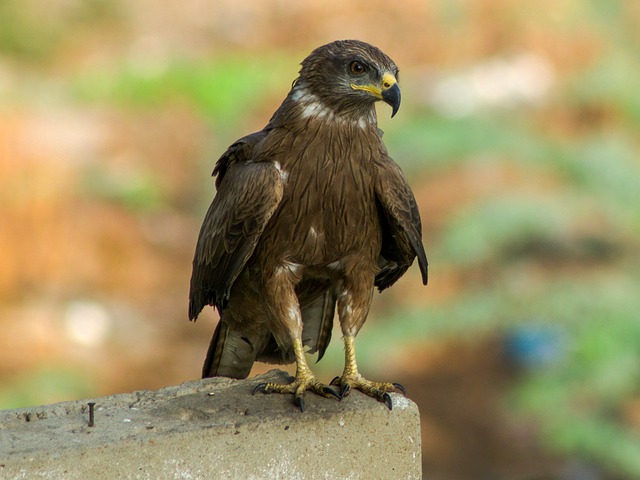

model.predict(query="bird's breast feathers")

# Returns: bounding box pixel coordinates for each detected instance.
[257,124,383,268]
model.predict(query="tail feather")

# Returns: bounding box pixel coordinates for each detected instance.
[301,290,336,362]
[203,288,336,378]
[202,320,256,379]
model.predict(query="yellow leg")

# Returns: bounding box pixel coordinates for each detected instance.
[331,335,406,410]
[253,338,339,411]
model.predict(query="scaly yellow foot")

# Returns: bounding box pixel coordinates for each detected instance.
[251,338,339,411]
[253,373,339,411]
[334,335,406,410]
[330,374,406,410]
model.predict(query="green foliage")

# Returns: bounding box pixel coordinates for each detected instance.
[385,113,543,172]
[511,280,640,477]
[0,368,95,410]
[0,0,124,62]
[0,0,61,61]
[568,135,640,222]
[81,163,165,212]
[566,51,640,126]
[73,56,296,128]
[438,194,569,265]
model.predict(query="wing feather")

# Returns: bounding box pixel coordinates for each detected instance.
[374,156,428,290]
[189,132,283,319]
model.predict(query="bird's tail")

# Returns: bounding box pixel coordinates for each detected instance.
[202,288,336,378]
[202,319,256,379]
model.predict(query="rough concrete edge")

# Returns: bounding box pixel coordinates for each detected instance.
[0,370,422,479]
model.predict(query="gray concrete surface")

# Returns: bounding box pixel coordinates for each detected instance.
[0,370,422,479]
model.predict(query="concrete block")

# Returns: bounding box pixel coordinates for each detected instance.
[0,370,422,479]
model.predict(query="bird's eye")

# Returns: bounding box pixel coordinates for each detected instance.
[350,61,366,75]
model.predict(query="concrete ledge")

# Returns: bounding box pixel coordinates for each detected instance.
[0,370,422,479]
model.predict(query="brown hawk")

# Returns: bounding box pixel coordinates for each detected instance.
[189,40,428,411]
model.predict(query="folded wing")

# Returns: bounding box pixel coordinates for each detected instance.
[189,132,283,319]
[374,156,428,290]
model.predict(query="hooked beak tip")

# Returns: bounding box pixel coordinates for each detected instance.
[382,83,401,118]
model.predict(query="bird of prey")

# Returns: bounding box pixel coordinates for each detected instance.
[189,40,428,411]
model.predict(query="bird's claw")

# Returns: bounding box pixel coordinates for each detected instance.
[330,376,351,399]
[252,382,268,395]
[382,392,393,410]
[339,383,351,399]
[392,382,407,396]
[331,375,406,408]
[322,386,341,400]
[251,376,339,411]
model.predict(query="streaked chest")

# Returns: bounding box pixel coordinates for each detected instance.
[264,120,383,262]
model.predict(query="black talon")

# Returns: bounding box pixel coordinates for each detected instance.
[322,386,341,400]
[252,383,268,395]
[382,392,393,410]
[294,395,305,412]
[339,384,351,399]
[393,383,407,395]
[330,376,340,386]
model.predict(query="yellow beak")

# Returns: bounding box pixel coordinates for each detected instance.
[350,73,401,117]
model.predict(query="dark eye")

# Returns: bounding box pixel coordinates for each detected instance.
[350,61,366,75]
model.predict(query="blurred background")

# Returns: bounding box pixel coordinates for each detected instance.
[1,0,639,478]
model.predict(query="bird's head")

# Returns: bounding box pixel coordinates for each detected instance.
[294,40,401,121]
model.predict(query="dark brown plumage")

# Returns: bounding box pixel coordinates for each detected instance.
[189,40,428,410]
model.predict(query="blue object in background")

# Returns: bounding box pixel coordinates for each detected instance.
[503,322,566,369]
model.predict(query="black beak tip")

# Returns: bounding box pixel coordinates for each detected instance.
[382,83,401,118]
